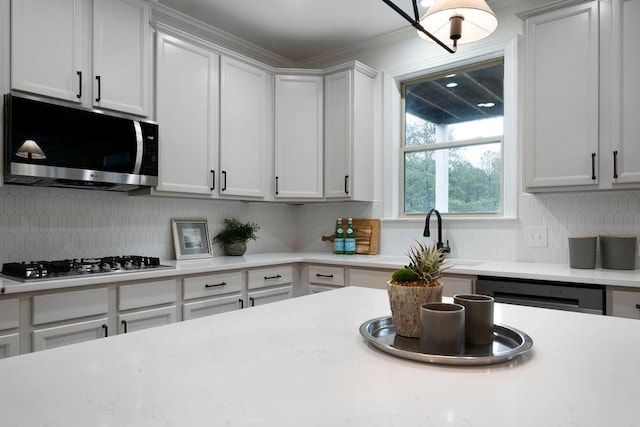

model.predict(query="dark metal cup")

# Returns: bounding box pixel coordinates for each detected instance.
[454,294,495,345]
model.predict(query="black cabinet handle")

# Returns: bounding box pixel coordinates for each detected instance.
[250,297,255,307]
[344,175,349,194]
[239,298,244,309]
[613,151,619,179]
[102,324,108,337]
[211,170,215,191]
[635,304,640,309]
[275,176,279,195]
[264,275,282,280]
[95,75,101,102]
[76,71,82,98]
[221,171,227,191]
[591,153,596,180]
[205,282,226,288]
[121,320,128,334]
[316,273,334,278]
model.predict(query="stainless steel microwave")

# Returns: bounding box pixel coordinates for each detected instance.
[3,94,159,191]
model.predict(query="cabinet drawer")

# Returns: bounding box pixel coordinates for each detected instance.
[248,266,293,290]
[308,265,345,286]
[349,268,391,289]
[183,272,243,300]
[33,289,108,325]
[0,299,20,330]
[118,279,177,311]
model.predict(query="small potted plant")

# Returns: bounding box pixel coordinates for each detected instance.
[388,241,447,338]
[213,218,260,256]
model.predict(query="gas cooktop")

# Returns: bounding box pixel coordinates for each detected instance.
[1,255,174,282]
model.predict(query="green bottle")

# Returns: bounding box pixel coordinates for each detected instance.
[334,218,345,254]
[344,218,356,255]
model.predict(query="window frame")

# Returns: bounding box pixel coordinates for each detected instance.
[381,37,518,221]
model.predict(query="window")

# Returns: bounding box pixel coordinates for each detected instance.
[401,59,504,216]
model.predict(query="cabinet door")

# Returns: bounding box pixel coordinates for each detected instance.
[11,0,84,102]
[324,70,352,199]
[440,275,474,298]
[525,2,599,189]
[274,75,324,199]
[155,33,219,195]
[118,306,176,334]
[0,333,20,359]
[610,0,640,185]
[324,66,376,201]
[220,57,270,198]
[92,0,150,116]
[33,318,109,352]
[247,286,293,308]
[183,295,243,321]
[608,288,640,319]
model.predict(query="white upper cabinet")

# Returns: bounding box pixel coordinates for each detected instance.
[274,74,324,199]
[11,0,150,116]
[324,63,376,201]
[92,0,150,116]
[524,1,599,190]
[11,0,84,102]
[155,32,219,196]
[608,0,640,187]
[219,56,271,199]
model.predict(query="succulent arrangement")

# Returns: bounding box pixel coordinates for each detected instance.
[390,241,446,287]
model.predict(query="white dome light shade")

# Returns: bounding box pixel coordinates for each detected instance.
[417,0,497,44]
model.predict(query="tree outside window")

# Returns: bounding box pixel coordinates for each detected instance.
[402,59,504,215]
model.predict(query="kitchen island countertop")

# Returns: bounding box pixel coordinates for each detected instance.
[0,286,638,426]
[2,251,640,294]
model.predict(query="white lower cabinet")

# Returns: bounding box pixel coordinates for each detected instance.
[118,279,178,333]
[183,295,244,320]
[607,287,640,319]
[0,333,20,358]
[118,306,176,334]
[31,288,109,352]
[247,286,293,307]
[308,265,345,294]
[182,271,244,320]
[33,318,109,352]
[349,268,389,290]
[0,298,20,358]
[440,275,475,297]
[246,266,294,307]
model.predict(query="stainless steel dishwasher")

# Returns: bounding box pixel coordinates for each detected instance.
[475,276,605,315]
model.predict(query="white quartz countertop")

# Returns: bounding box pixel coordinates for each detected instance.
[2,252,640,294]
[1,286,639,426]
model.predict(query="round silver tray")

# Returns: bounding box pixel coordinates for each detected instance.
[359,316,533,366]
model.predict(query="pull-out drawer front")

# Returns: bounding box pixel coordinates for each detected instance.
[33,289,109,325]
[183,271,243,300]
[308,265,345,287]
[118,279,177,311]
[183,295,244,321]
[33,317,109,351]
[247,266,293,290]
[0,299,20,330]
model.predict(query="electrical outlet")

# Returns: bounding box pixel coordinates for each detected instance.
[524,226,548,248]
[275,236,285,244]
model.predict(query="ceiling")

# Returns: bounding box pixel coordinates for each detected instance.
[156,0,434,62]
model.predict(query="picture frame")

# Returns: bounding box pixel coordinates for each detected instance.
[171,219,213,260]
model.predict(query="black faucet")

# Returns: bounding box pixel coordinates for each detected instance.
[423,208,450,253]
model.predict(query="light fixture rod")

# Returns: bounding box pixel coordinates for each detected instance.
[380,0,457,53]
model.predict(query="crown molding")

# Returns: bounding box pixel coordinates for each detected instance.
[150,3,295,68]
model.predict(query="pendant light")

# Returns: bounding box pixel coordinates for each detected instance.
[381,0,497,53]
